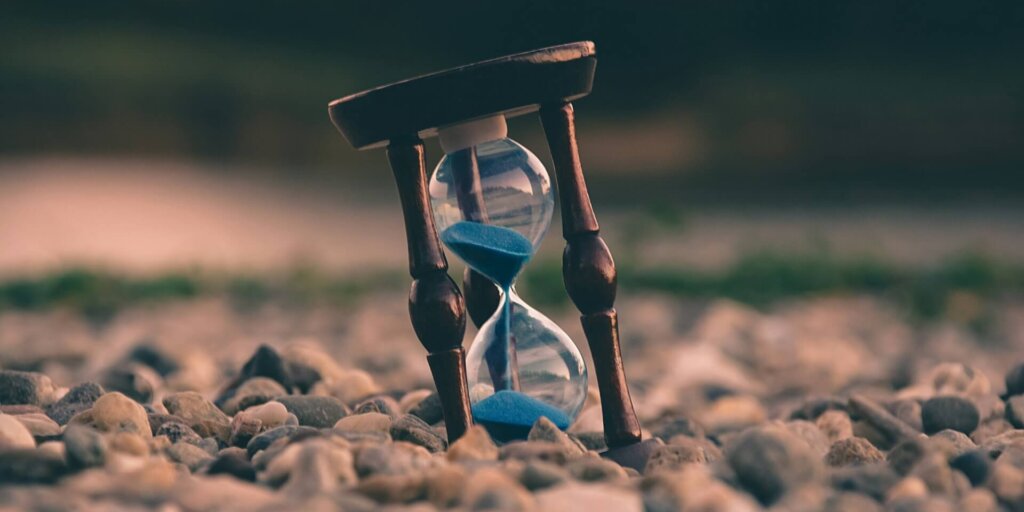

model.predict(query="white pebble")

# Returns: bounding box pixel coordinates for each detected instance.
[245,401,289,427]
[0,414,36,449]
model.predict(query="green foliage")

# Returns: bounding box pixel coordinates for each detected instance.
[2,255,1022,325]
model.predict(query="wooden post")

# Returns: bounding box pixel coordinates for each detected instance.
[386,136,472,442]
[539,102,642,449]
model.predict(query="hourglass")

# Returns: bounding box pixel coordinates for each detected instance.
[429,117,587,441]
[328,42,660,470]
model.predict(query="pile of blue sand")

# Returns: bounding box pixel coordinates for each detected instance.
[472,389,571,441]
[439,221,533,289]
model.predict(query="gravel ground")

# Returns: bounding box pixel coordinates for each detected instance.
[2,291,1024,511]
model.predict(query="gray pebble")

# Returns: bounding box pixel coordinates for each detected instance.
[63,424,107,469]
[389,414,446,453]
[45,382,103,425]
[921,395,980,435]
[101,363,159,403]
[830,463,900,501]
[206,448,256,482]
[725,426,823,505]
[0,449,67,484]
[167,441,214,471]
[950,449,992,486]
[246,425,316,457]
[1005,395,1024,428]
[0,370,54,406]
[275,395,349,428]
[527,416,585,457]
[408,392,443,424]
[355,396,401,417]
[519,460,569,490]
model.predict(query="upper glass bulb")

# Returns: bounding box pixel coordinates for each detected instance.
[428,116,554,254]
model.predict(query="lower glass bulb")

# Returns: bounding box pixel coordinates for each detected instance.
[466,289,588,441]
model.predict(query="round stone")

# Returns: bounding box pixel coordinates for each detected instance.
[90,392,152,438]
[921,396,980,435]
[825,437,884,467]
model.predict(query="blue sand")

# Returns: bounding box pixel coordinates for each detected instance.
[472,389,572,430]
[439,221,533,289]
[441,221,535,391]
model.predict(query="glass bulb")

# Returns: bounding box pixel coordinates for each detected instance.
[465,289,588,441]
[429,137,554,253]
[428,125,588,441]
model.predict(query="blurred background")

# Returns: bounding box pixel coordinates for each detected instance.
[1,0,1023,320]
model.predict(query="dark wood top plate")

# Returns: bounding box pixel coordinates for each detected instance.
[328,41,596,150]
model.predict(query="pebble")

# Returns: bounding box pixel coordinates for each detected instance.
[127,343,180,377]
[959,488,1000,512]
[462,467,534,511]
[398,389,432,413]
[446,425,498,462]
[0,449,67,484]
[0,370,56,406]
[235,344,295,392]
[109,431,149,456]
[1005,363,1024,397]
[527,416,586,457]
[921,395,980,435]
[789,395,848,421]
[162,391,231,441]
[219,377,287,415]
[90,392,152,437]
[500,441,570,466]
[166,441,214,471]
[246,425,316,458]
[826,437,884,466]
[848,394,921,446]
[0,413,37,449]
[13,412,61,438]
[785,419,831,456]
[275,395,349,428]
[229,411,262,447]
[1005,395,1024,428]
[886,476,929,502]
[650,414,705,440]
[354,441,434,477]
[519,460,570,490]
[63,424,108,468]
[355,395,401,417]
[831,463,900,502]
[45,381,104,425]
[566,456,627,482]
[888,438,930,475]
[645,438,717,473]
[816,410,854,443]
[390,414,446,453]
[311,369,380,404]
[206,448,256,481]
[891,398,925,432]
[244,400,290,428]
[725,425,823,505]
[700,395,767,435]
[408,392,443,424]
[101,363,160,403]
[280,440,357,496]
[950,449,992,486]
[425,464,465,508]
[536,482,642,512]
[156,420,203,446]
[334,412,392,434]
[931,428,976,456]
